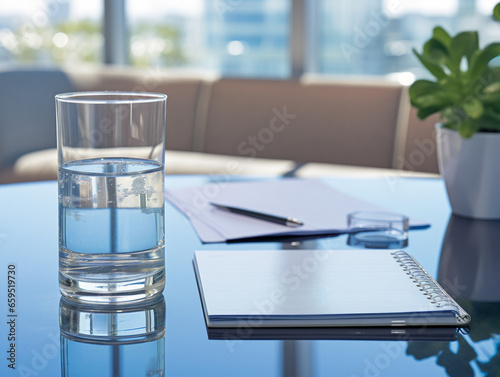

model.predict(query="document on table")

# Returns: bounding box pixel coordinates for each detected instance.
[164,179,429,243]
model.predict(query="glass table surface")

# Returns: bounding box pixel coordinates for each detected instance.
[0,176,498,377]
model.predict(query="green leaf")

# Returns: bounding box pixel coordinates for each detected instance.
[482,82,500,94]
[409,80,461,109]
[442,107,455,119]
[466,66,500,97]
[409,79,442,98]
[463,97,484,119]
[413,49,448,80]
[417,106,443,119]
[439,76,465,94]
[483,66,500,82]
[443,120,460,131]
[458,118,480,138]
[439,76,462,91]
[468,43,500,81]
[479,90,500,104]
[432,27,452,49]
[483,107,500,122]
[442,107,467,129]
[423,38,449,66]
[411,92,457,109]
[449,31,479,70]
[494,3,500,22]
[478,109,500,131]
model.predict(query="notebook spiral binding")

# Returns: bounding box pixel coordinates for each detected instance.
[391,251,471,324]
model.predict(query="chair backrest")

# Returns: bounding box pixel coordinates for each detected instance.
[0,68,75,168]
[202,78,403,169]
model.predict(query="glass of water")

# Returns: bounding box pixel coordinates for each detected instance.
[56,92,166,303]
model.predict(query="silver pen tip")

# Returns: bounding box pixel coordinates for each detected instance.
[286,218,304,227]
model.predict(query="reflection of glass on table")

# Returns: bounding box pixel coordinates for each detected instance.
[59,295,165,377]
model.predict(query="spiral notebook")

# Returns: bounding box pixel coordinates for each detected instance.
[193,249,471,328]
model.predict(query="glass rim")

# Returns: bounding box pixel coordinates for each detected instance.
[348,211,409,222]
[55,91,167,104]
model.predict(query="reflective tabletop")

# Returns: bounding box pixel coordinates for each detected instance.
[0,176,498,377]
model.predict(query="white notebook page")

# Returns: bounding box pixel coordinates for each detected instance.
[194,249,445,318]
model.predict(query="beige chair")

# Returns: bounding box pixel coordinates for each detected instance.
[5,68,439,183]
[201,77,403,169]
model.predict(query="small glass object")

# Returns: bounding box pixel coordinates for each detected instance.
[347,211,408,249]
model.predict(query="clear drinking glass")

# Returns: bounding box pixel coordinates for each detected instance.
[56,92,166,303]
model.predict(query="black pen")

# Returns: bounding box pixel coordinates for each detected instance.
[210,203,304,227]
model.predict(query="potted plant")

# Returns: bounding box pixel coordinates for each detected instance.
[409,3,500,219]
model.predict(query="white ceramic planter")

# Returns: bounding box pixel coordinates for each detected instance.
[436,124,500,219]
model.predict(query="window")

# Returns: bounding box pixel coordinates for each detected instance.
[0,0,102,65]
[127,1,201,68]
[0,0,499,79]
[128,0,290,78]
[203,0,290,77]
[316,0,500,77]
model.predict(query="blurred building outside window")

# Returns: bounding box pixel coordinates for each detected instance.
[0,0,499,80]
[0,0,102,65]
[318,0,500,82]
